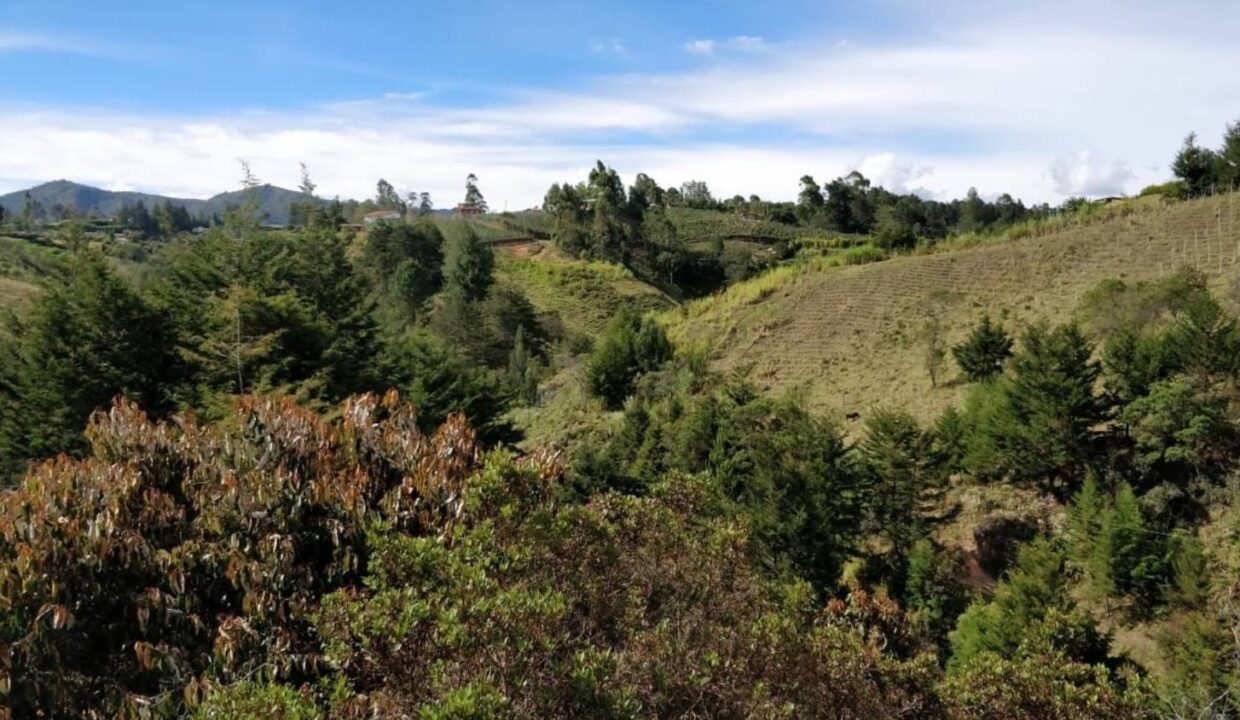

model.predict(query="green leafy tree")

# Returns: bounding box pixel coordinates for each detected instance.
[952,314,1013,382]
[586,309,673,409]
[1219,119,1240,189]
[543,182,589,255]
[797,174,824,221]
[628,172,665,212]
[375,178,406,213]
[19,190,45,229]
[464,172,487,211]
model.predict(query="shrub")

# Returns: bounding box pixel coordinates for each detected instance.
[586,309,673,409]
[0,392,480,717]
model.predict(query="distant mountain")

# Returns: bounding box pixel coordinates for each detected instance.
[0,180,316,226]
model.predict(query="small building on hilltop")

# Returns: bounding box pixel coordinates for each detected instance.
[363,210,403,224]
[453,202,485,217]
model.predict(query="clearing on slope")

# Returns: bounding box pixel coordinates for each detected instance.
[663,192,1240,422]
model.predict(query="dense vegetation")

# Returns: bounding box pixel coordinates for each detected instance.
[3,124,1240,717]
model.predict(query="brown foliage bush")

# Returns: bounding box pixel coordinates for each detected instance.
[0,391,478,718]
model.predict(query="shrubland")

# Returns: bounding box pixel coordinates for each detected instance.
[3,127,1240,717]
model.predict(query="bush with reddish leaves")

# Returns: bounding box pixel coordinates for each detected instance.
[0,391,480,718]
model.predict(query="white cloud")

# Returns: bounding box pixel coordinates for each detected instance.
[0,29,148,60]
[590,37,626,54]
[1048,151,1135,197]
[2,2,1238,206]
[381,91,426,101]
[726,35,768,52]
[684,39,715,56]
[851,153,934,196]
[685,35,768,56]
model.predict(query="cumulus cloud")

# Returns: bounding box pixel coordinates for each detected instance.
[1048,151,1134,197]
[851,153,934,196]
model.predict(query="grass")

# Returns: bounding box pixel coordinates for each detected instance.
[660,190,1240,424]
[495,242,675,338]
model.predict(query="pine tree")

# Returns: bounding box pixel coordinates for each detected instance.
[995,322,1104,499]
[860,410,950,594]
[952,314,1013,382]
[1167,529,1208,609]
[0,253,182,476]
[1172,132,1220,197]
[442,223,494,301]
[506,326,540,404]
[1065,476,1105,575]
[948,538,1108,672]
[1093,483,1164,610]
[905,539,969,648]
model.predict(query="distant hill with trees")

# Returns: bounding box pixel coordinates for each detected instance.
[0,179,317,226]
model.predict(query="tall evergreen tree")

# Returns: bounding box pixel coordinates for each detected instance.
[442,223,494,301]
[0,253,182,477]
[1093,483,1165,610]
[860,410,951,594]
[952,314,1014,382]
[1173,133,1221,197]
[994,323,1104,499]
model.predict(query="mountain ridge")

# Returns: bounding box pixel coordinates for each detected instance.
[0,179,314,226]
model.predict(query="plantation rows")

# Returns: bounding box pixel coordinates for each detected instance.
[703,192,1240,421]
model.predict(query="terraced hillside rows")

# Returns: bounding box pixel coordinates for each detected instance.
[666,192,1240,422]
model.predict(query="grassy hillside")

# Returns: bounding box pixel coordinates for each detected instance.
[662,192,1240,422]
[0,235,65,317]
[494,240,674,338]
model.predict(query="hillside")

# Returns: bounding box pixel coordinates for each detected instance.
[0,180,313,225]
[663,192,1240,422]
[493,239,675,338]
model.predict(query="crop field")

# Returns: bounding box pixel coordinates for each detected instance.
[664,192,1240,422]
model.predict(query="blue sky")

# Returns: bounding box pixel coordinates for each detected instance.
[1,1,1238,207]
